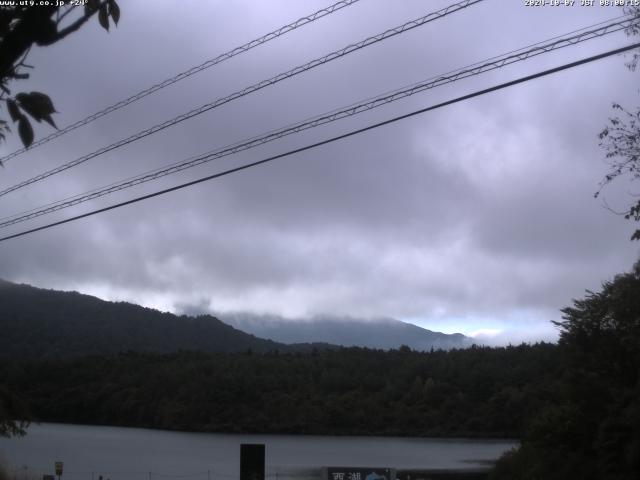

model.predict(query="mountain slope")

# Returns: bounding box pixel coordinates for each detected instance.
[0,280,293,358]
[218,313,470,351]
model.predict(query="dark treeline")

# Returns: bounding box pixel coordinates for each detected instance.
[1,343,560,438]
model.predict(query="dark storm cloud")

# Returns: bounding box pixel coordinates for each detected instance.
[1,0,639,340]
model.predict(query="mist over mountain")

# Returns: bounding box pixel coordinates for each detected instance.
[214,312,470,351]
[0,279,468,361]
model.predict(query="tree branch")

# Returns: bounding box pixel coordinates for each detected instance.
[0,6,56,78]
[56,5,75,25]
[41,2,107,45]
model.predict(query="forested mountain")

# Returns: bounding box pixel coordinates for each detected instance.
[218,313,469,350]
[0,280,465,358]
[0,280,303,358]
[0,279,558,439]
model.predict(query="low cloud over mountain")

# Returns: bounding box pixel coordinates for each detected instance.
[214,312,470,351]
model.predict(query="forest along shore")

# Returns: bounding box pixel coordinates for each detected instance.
[0,345,557,438]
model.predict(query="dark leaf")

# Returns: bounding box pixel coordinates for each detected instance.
[33,18,57,46]
[86,0,100,13]
[18,117,34,148]
[15,92,56,123]
[98,4,109,31]
[108,0,120,25]
[42,114,57,129]
[6,99,21,122]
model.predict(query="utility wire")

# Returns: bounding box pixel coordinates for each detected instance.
[3,13,629,229]
[0,0,485,198]
[0,15,636,229]
[1,42,638,244]
[0,14,633,225]
[0,0,363,165]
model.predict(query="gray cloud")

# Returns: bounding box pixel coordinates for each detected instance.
[1,0,639,342]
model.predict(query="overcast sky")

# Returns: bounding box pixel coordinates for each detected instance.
[1,0,639,343]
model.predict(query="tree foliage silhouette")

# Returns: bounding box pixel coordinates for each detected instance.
[491,262,640,479]
[0,0,119,436]
[0,0,120,151]
[596,6,640,240]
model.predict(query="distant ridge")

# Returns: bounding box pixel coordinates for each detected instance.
[0,280,310,358]
[217,312,470,351]
[0,280,468,359]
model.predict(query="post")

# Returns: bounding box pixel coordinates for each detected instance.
[240,444,265,480]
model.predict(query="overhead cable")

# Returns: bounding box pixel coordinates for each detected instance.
[0,0,485,198]
[1,41,638,244]
[0,0,363,165]
[0,15,636,229]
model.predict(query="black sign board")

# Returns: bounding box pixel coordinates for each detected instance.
[326,467,394,480]
[240,443,265,480]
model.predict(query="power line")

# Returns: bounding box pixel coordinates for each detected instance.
[0,0,485,198]
[0,15,636,229]
[1,42,637,244]
[0,0,363,165]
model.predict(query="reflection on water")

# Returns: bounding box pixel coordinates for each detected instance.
[0,423,517,480]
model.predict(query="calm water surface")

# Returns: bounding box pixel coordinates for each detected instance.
[0,423,517,479]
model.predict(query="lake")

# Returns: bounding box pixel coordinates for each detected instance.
[0,424,517,480]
